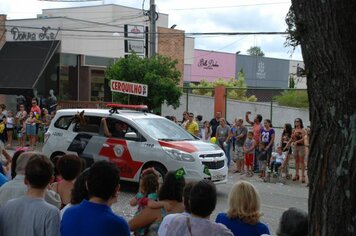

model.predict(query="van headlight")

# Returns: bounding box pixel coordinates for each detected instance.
[162,147,195,162]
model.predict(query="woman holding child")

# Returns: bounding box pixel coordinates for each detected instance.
[129,171,185,235]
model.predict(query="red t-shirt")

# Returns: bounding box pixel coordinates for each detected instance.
[253,123,262,144]
[31,105,42,116]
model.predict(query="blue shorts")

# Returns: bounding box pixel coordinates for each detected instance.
[26,124,36,136]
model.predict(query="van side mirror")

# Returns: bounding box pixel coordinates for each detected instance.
[125,132,138,141]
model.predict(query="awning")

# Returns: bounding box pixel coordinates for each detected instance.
[0,40,60,95]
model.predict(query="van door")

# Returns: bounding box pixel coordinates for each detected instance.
[97,117,144,180]
[66,115,103,167]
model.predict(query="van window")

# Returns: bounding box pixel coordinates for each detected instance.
[73,116,101,134]
[135,117,197,141]
[105,118,145,141]
[54,116,72,130]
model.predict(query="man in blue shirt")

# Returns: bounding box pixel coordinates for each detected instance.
[61,161,130,236]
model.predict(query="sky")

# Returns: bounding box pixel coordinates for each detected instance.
[1,0,303,60]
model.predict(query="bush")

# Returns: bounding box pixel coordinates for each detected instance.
[189,72,257,102]
[274,90,309,108]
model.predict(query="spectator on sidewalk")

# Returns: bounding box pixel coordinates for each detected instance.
[60,169,90,218]
[61,161,130,236]
[164,179,233,236]
[0,151,61,209]
[129,171,185,235]
[158,181,196,235]
[233,118,247,174]
[185,113,199,136]
[0,154,60,236]
[245,111,263,172]
[277,207,308,236]
[210,111,222,137]
[51,154,83,209]
[216,180,270,236]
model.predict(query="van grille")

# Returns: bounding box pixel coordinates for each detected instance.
[202,160,225,170]
[199,153,224,158]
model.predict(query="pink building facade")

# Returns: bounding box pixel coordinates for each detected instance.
[184,49,236,83]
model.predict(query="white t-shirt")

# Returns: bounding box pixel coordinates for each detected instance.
[161,214,233,236]
[274,153,286,163]
[158,212,190,236]
[6,117,14,129]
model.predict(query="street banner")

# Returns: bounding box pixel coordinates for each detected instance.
[110,80,148,97]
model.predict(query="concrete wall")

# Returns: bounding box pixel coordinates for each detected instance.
[162,93,310,128]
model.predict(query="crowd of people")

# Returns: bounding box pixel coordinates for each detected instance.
[0,149,308,236]
[176,110,311,184]
[0,106,311,235]
[0,98,55,151]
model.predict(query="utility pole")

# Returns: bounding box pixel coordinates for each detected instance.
[149,0,156,57]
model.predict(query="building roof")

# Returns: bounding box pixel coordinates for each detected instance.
[0,40,60,95]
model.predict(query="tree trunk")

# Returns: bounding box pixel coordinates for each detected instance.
[291,1,356,235]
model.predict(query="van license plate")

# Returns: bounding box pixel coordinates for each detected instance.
[212,174,226,181]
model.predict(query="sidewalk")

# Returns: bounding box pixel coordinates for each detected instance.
[2,140,44,157]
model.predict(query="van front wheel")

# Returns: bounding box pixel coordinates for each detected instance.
[142,164,167,184]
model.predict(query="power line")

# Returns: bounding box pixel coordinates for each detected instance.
[5,24,287,36]
[159,2,290,11]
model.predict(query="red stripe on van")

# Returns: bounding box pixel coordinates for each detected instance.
[158,141,198,153]
[99,139,143,179]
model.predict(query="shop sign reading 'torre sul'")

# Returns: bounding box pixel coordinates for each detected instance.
[10,26,56,41]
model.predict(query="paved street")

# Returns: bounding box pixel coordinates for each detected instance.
[5,143,308,235]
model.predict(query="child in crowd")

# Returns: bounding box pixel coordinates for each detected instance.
[5,111,14,148]
[25,111,36,149]
[130,168,168,236]
[42,108,52,133]
[16,119,26,148]
[257,142,268,179]
[243,131,256,177]
[201,121,212,142]
[270,146,286,174]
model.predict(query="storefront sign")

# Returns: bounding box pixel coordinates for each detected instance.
[197,58,219,70]
[111,80,148,97]
[256,62,266,80]
[124,25,145,39]
[10,26,56,41]
[125,40,145,54]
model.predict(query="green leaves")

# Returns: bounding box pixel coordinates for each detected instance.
[105,54,182,110]
[274,89,309,108]
[247,46,265,57]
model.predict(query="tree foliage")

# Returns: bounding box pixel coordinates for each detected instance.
[274,89,308,108]
[247,46,265,56]
[105,54,182,110]
[189,72,257,102]
[288,75,296,88]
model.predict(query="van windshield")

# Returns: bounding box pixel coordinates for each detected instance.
[135,117,197,141]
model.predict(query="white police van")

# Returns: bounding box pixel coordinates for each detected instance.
[42,105,228,184]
